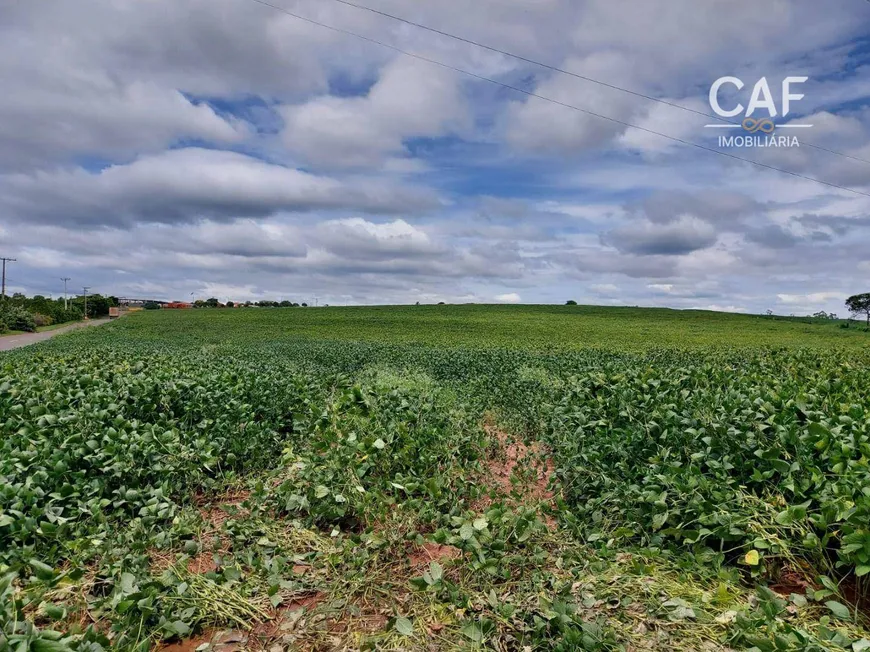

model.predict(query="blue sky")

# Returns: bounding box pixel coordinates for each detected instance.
[1,0,869,315]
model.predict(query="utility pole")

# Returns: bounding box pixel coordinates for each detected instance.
[0,257,16,301]
[61,277,71,310]
[82,286,91,320]
[314,296,319,307]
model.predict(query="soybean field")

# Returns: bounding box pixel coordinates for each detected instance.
[2,305,870,651]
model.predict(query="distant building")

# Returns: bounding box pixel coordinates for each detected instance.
[164,302,192,309]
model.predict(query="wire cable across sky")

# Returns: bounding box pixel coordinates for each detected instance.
[242,0,870,199]
[322,0,870,167]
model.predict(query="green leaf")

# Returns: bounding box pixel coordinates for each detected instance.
[41,603,67,620]
[459,522,475,540]
[429,561,443,582]
[825,600,852,621]
[373,438,386,450]
[652,511,668,531]
[394,616,413,636]
[856,565,870,578]
[29,559,55,581]
[789,593,807,608]
[314,485,329,499]
[808,422,830,438]
[164,619,192,636]
[461,622,484,642]
[472,517,488,531]
[408,576,429,590]
[852,639,870,652]
[31,640,75,652]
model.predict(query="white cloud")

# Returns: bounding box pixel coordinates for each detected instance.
[281,58,468,169]
[0,0,868,313]
[777,292,846,305]
[590,283,619,295]
[691,304,747,313]
[0,148,440,227]
[495,292,521,303]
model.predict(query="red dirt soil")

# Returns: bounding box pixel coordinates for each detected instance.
[159,593,324,652]
[408,542,462,569]
[474,425,556,527]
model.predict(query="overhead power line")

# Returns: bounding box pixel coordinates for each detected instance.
[242,0,870,199]
[322,0,870,167]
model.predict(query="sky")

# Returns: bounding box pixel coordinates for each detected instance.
[1,0,870,315]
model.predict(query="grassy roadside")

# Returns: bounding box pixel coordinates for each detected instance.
[0,320,85,337]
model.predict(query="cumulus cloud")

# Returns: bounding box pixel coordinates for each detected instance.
[503,53,641,155]
[281,58,468,169]
[495,292,521,303]
[777,292,846,305]
[1,0,869,314]
[604,216,718,256]
[1,149,440,227]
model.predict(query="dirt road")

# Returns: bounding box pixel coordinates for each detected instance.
[0,319,111,351]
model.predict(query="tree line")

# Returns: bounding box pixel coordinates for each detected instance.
[0,292,117,333]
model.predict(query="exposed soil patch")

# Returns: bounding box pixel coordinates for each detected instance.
[151,492,252,576]
[839,576,870,622]
[197,490,252,529]
[161,635,212,652]
[769,564,816,597]
[250,592,325,640]
[473,424,557,527]
[159,592,325,652]
[187,553,219,575]
[408,542,462,569]
[327,611,389,636]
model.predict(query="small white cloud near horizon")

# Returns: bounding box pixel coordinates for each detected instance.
[777,292,846,305]
[495,292,521,303]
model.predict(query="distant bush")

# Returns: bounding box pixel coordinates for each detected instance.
[565,300,578,305]
[0,306,37,332]
[143,301,162,310]
[59,306,84,323]
[33,313,53,327]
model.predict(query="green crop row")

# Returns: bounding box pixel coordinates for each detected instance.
[2,309,869,650]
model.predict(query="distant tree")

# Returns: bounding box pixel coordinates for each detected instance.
[226,300,234,308]
[845,293,870,326]
[565,300,578,306]
[72,293,112,318]
[765,309,774,316]
[143,301,161,310]
[280,300,292,307]
[193,300,205,308]
[301,302,308,307]
[205,297,219,308]
[437,302,446,305]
